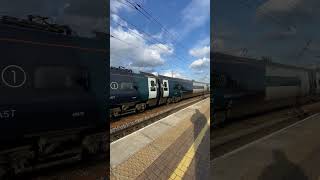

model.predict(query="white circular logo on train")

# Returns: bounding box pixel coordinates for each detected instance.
[110,82,118,89]
[1,65,26,88]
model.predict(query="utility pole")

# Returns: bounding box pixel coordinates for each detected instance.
[171,70,173,78]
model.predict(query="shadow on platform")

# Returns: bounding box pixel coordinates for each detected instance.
[258,149,308,180]
[191,109,210,180]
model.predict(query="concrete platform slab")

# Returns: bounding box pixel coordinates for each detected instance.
[110,98,210,179]
[211,113,320,180]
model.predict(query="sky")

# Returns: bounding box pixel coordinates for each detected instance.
[213,0,320,68]
[110,0,210,83]
[0,0,107,38]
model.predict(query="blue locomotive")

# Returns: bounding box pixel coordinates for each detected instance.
[110,66,210,117]
[0,15,107,177]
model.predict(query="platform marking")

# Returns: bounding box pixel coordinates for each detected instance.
[212,113,320,163]
[169,117,210,180]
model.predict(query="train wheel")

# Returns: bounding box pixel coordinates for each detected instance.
[111,108,121,118]
[136,103,146,113]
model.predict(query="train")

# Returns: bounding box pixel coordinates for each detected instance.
[110,66,210,117]
[0,15,107,177]
[212,52,320,125]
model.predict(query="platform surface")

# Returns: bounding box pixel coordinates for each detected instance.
[110,98,210,180]
[211,113,320,180]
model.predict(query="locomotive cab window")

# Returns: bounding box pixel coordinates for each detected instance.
[163,82,168,91]
[150,80,156,91]
[34,67,89,91]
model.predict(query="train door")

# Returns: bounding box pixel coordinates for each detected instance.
[147,77,157,99]
[162,79,169,97]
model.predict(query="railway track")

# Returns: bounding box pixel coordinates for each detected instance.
[110,94,210,142]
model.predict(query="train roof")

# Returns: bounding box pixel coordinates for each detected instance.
[213,52,315,72]
[0,15,74,36]
[158,74,192,82]
[110,66,144,77]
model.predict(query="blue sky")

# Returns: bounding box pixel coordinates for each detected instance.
[110,0,210,83]
[213,0,320,68]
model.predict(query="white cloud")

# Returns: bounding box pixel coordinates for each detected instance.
[189,46,210,58]
[110,0,132,13]
[111,14,128,27]
[198,74,210,83]
[161,70,186,79]
[195,37,210,47]
[189,57,210,70]
[178,0,210,37]
[153,30,165,40]
[188,38,210,82]
[110,26,174,69]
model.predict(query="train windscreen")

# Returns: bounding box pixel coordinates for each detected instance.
[34,66,89,91]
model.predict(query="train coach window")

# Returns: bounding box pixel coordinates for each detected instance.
[163,82,168,91]
[34,67,89,90]
[193,86,205,89]
[120,82,134,90]
[150,80,156,91]
[266,76,301,87]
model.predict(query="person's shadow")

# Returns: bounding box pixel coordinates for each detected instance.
[190,109,210,180]
[258,149,308,180]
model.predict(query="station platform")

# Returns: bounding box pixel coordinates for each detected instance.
[212,113,320,180]
[110,98,210,180]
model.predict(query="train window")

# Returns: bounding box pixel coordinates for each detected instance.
[193,86,204,89]
[163,82,168,91]
[266,76,301,87]
[150,80,156,91]
[120,82,134,90]
[34,67,89,91]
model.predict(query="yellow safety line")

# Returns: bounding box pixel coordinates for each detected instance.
[168,117,210,180]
